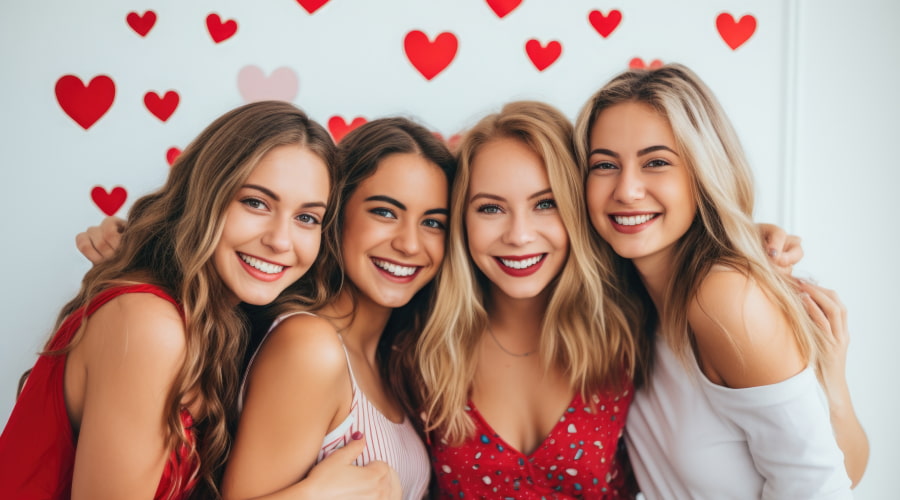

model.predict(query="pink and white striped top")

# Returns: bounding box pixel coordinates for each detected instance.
[241,311,430,500]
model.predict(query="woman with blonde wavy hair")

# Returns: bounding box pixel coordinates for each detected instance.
[0,100,335,499]
[574,63,867,498]
[418,101,639,498]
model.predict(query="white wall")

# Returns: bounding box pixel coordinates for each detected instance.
[1,0,895,496]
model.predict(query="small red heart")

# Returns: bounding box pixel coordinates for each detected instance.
[328,116,367,143]
[589,9,622,38]
[91,186,127,216]
[55,75,116,130]
[166,147,181,166]
[628,57,663,70]
[485,0,522,18]
[404,30,458,81]
[296,0,330,14]
[716,13,756,50]
[206,13,238,43]
[525,39,562,71]
[433,132,463,151]
[126,10,156,37]
[144,91,179,122]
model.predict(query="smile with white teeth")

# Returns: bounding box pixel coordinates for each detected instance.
[498,254,544,270]
[372,258,418,277]
[239,253,284,274]
[612,214,657,226]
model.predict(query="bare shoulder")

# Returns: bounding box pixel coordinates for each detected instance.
[248,313,348,385]
[688,268,805,388]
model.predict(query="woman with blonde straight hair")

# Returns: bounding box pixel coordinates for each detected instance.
[574,63,867,498]
[418,101,639,498]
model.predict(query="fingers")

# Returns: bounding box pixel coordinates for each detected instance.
[322,434,366,465]
[758,223,786,258]
[799,281,848,343]
[776,235,804,269]
[75,231,105,264]
[75,217,125,264]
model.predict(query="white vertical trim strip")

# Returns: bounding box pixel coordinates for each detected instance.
[781,0,801,229]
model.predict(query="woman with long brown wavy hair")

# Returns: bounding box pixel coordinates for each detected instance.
[0,100,335,499]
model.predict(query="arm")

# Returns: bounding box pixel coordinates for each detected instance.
[221,314,399,500]
[75,216,125,264]
[798,280,869,487]
[71,293,188,499]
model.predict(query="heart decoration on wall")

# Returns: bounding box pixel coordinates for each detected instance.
[589,9,622,38]
[486,0,522,19]
[328,116,367,143]
[716,13,756,50]
[126,11,156,37]
[55,74,116,130]
[144,91,180,122]
[629,57,663,69]
[91,186,127,216]
[404,30,458,81]
[207,13,238,43]
[525,40,562,71]
[166,147,181,166]
[296,0,330,14]
[237,66,299,103]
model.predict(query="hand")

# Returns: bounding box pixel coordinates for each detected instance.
[75,216,125,264]
[303,436,402,500]
[758,223,803,275]
[796,279,849,397]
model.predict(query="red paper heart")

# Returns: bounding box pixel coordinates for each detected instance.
[404,30,458,81]
[296,0,330,14]
[629,57,663,70]
[91,186,127,216]
[589,9,622,38]
[434,132,462,151]
[525,39,562,71]
[126,10,156,37]
[55,75,116,130]
[206,13,238,43]
[144,91,179,122]
[716,13,756,50]
[166,147,181,166]
[328,116,367,143]
[485,0,522,18]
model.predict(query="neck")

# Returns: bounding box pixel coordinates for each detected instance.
[484,286,549,352]
[632,252,675,314]
[318,287,392,360]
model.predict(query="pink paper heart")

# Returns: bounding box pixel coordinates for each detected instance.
[237,66,299,103]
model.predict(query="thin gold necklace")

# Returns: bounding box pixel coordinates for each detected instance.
[486,324,537,357]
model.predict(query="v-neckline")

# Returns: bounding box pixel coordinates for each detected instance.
[466,392,582,457]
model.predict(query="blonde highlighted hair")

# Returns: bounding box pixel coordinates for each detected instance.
[417,101,636,445]
[51,100,336,498]
[574,63,826,379]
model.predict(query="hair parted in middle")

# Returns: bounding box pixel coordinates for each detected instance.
[417,100,637,445]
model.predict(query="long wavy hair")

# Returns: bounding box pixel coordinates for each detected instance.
[574,64,826,382]
[417,101,637,445]
[49,100,336,499]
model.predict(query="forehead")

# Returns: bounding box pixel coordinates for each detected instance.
[352,152,448,202]
[469,137,550,193]
[245,144,330,190]
[590,101,675,148]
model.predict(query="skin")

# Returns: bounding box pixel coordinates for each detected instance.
[66,144,332,499]
[586,101,868,486]
[221,152,448,500]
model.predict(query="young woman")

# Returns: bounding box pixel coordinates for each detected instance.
[574,64,867,498]
[417,101,638,498]
[0,101,335,499]
[220,118,456,500]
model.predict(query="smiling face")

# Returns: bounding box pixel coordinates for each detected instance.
[340,152,449,309]
[214,144,330,306]
[465,137,569,301]
[586,101,696,272]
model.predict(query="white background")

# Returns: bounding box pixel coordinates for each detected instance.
[1,1,897,497]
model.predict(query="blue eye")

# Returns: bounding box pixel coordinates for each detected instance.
[422,218,447,230]
[297,213,321,225]
[241,197,267,210]
[645,159,671,168]
[371,207,397,219]
[535,198,556,210]
[477,204,502,214]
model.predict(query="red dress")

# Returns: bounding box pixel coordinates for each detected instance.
[431,389,634,499]
[0,284,198,500]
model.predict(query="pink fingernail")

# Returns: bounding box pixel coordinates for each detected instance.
[351,431,363,440]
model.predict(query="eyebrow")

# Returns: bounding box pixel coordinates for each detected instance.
[589,145,678,158]
[243,184,327,209]
[365,195,448,216]
[469,188,553,203]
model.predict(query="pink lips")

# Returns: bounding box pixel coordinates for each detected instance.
[494,253,545,277]
[237,252,288,282]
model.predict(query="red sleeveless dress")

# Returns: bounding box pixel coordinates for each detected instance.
[0,284,198,499]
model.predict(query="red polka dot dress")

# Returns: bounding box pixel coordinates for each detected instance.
[431,388,634,499]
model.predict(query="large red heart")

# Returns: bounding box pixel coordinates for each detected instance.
[525,40,561,72]
[126,11,156,37]
[629,57,663,70]
[91,186,127,216]
[144,91,180,122]
[296,0,330,14]
[55,75,116,130]
[166,147,182,166]
[716,13,756,50]
[404,30,458,81]
[328,116,367,143]
[589,9,622,38]
[485,0,522,18]
[206,13,238,43]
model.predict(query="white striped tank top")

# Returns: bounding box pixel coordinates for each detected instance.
[241,311,430,500]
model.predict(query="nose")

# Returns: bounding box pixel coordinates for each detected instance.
[613,165,645,204]
[261,215,292,253]
[502,212,537,247]
[391,221,422,256]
